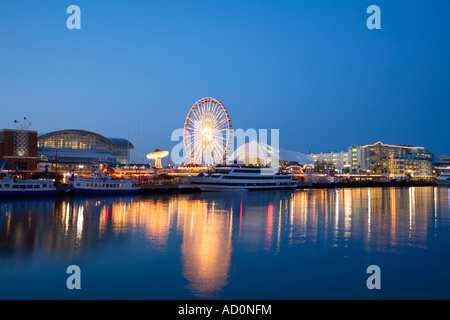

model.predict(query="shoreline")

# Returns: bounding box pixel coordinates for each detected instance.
[33,180,442,198]
[297,180,435,189]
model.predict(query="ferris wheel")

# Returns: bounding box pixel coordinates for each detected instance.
[184,97,233,166]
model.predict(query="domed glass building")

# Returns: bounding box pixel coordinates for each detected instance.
[37,129,134,165]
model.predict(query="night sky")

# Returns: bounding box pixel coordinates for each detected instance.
[0,0,449,161]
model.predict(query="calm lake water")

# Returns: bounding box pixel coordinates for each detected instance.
[1,186,450,300]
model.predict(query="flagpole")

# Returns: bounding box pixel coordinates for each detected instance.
[137,120,140,164]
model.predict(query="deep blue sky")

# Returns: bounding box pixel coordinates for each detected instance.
[0,0,449,161]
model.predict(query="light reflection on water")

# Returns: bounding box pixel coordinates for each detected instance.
[1,186,450,299]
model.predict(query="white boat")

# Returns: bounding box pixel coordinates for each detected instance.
[0,174,56,197]
[188,163,297,191]
[436,172,450,186]
[68,172,139,195]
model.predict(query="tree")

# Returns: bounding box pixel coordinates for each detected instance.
[314,160,335,172]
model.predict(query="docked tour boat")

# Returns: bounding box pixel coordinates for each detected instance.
[188,163,297,191]
[0,175,57,197]
[68,172,139,195]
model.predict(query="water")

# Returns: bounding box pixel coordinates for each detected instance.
[1,186,450,300]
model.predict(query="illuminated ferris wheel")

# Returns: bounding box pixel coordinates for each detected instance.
[184,97,233,167]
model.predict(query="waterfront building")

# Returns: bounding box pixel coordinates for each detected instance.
[309,150,351,171]
[37,129,134,172]
[349,144,358,170]
[0,129,38,177]
[358,141,434,178]
[309,142,434,179]
[434,155,450,175]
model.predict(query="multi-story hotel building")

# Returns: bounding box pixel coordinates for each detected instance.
[309,150,350,171]
[358,141,434,178]
[309,144,358,171]
[309,142,434,178]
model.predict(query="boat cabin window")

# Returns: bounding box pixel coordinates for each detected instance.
[210,174,221,178]
[233,169,262,173]
[215,169,231,174]
[34,185,40,189]
[43,184,47,188]
[13,185,19,189]
[4,184,9,188]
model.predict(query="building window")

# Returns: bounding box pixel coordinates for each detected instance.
[13,162,28,171]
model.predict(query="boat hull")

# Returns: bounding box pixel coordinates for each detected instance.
[73,188,138,196]
[191,182,297,192]
[0,191,57,198]
[0,177,57,198]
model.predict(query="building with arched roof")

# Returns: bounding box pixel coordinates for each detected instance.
[37,129,134,165]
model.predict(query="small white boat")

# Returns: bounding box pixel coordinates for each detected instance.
[188,163,297,192]
[68,171,139,195]
[0,161,56,197]
[436,172,450,186]
[0,175,57,197]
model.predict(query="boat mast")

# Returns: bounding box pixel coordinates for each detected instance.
[55,149,58,184]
